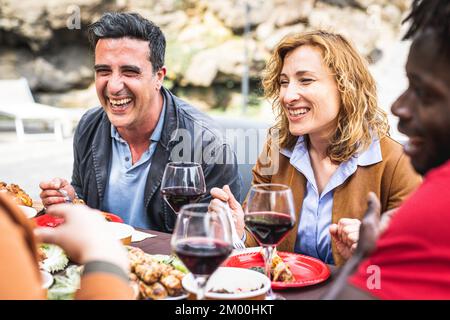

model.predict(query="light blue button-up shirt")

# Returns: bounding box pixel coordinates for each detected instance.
[281,135,382,264]
[102,100,166,229]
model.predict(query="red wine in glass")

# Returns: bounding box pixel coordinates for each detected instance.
[161,162,206,214]
[175,238,232,276]
[244,211,295,246]
[244,183,296,300]
[161,186,205,213]
[171,203,233,300]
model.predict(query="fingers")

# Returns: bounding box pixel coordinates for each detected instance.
[40,189,66,203]
[208,199,228,216]
[41,196,66,208]
[364,192,381,222]
[379,209,396,234]
[223,185,240,210]
[329,224,338,238]
[210,187,229,202]
[39,178,68,191]
[34,227,61,245]
[335,218,361,247]
[46,203,74,218]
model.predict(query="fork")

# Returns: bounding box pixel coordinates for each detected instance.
[58,189,72,203]
[224,203,246,250]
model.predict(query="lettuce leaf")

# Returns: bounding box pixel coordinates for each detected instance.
[47,265,82,300]
[40,244,69,273]
[152,254,188,274]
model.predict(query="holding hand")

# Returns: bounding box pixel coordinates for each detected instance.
[329,218,361,260]
[210,185,245,238]
[34,204,129,274]
[39,178,76,208]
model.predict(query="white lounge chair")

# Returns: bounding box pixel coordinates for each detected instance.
[0,78,85,141]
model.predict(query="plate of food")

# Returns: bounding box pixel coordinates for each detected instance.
[0,181,33,207]
[182,267,271,300]
[223,248,330,289]
[34,211,123,228]
[126,246,189,300]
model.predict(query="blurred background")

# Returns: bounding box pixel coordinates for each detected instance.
[0,0,411,198]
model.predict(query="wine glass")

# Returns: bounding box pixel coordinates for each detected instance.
[245,183,296,300]
[161,162,206,214]
[171,203,233,300]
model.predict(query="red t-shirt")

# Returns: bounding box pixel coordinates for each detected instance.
[349,160,450,299]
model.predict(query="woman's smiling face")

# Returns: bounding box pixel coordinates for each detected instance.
[279,45,341,139]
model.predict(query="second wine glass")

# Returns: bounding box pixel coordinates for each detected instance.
[244,183,296,300]
[161,162,206,214]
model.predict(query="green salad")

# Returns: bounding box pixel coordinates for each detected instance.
[47,265,82,300]
[39,244,69,273]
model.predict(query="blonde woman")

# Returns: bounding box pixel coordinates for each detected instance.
[212,30,421,266]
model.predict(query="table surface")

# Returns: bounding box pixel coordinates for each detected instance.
[133,229,337,300]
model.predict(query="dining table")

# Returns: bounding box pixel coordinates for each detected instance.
[132,229,338,300]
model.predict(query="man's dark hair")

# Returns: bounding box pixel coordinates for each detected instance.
[403,0,450,56]
[88,12,166,72]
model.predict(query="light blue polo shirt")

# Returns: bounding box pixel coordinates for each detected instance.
[281,135,383,264]
[102,101,166,229]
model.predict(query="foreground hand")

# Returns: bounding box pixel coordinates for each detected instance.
[329,218,361,260]
[354,192,382,258]
[39,178,76,208]
[210,185,245,238]
[34,204,129,273]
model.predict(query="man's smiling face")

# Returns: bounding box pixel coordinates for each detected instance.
[94,37,164,132]
[391,30,450,175]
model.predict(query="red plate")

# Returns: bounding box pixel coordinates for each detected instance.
[34,212,123,227]
[223,251,330,289]
[101,212,124,223]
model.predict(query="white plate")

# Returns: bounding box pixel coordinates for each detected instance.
[18,205,37,218]
[107,222,134,244]
[182,267,270,300]
[41,270,54,289]
[163,293,189,300]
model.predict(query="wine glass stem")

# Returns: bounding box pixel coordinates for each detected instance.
[195,276,209,300]
[263,245,276,298]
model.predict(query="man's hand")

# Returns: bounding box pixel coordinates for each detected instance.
[354,192,382,258]
[39,178,76,208]
[210,185,245,238]
[329,218,361,260]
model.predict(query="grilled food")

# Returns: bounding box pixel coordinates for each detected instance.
[0,182,33,207]
[126,246,187,300]
[260,248,295,282]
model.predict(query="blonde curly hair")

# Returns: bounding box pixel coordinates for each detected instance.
[262,30,389,163]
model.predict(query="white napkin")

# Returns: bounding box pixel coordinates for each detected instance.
[131,230,157,242]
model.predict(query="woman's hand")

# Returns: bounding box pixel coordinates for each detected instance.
[34,204,129,274]
[329,218,361,260]
[210,185,245,238]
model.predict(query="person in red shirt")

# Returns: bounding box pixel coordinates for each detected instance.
[324,0,450,299]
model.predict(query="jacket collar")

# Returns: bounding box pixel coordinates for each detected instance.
[159,87,179,150]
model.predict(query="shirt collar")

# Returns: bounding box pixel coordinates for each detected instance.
[110,95,166,143]
[280,135,383,167]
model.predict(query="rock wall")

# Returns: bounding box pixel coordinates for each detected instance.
[0,0,412,110]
